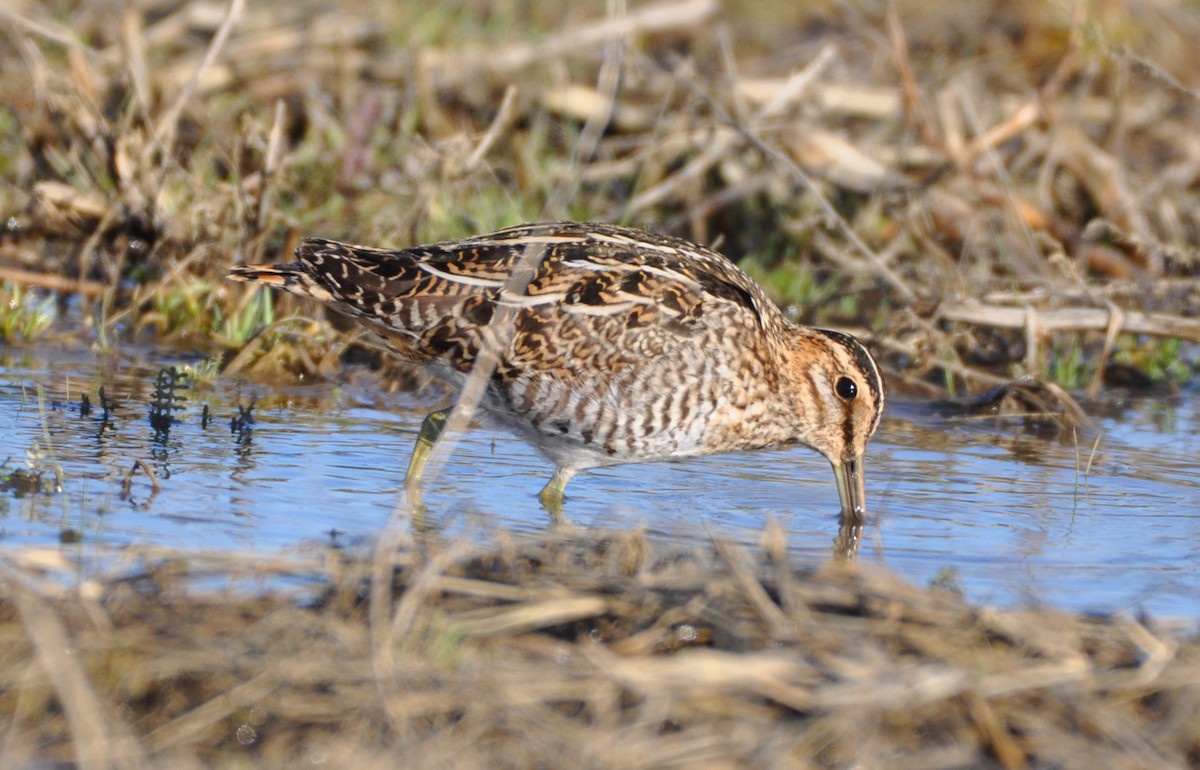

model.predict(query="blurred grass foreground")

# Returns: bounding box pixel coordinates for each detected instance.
[3,530,1199,768]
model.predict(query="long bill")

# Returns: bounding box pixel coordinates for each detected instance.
[832,455,867,521]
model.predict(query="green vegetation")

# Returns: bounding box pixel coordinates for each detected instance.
[1112,335,1194,384]
[0,282,54,343]
[739,253,835,320]
[1046,336,1089,391]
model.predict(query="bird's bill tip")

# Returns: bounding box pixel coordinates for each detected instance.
[832,455,867,521]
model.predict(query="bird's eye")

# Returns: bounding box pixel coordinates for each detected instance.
[835,376,858,401]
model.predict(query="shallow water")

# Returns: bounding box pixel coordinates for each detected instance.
[2,346,1198,619]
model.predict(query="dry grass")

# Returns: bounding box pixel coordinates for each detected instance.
[3,2,1200,766]
[2,529,1197,769]
[0,0,1197,389]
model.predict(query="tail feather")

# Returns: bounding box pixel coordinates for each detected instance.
[227,263,336,302]
[227,263,289,284]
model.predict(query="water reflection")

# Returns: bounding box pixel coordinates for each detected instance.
[1,348,1198,618]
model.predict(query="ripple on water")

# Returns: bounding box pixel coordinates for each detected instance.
[2,348,1198,620]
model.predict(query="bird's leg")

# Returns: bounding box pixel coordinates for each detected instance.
[404,407,451,510]
[538,467,576,521]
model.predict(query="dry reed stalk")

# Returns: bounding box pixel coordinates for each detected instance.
[885,0,939,147]
[8,579,148,770]
[151,0,245,156]
[414,0,717,88]
[0,265,109,297]
[939,299,1200,343]
[620,45,837,218]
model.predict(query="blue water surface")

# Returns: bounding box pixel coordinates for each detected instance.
[2,345,1197,620]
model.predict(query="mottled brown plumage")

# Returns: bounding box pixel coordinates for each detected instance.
[228,221,885,517]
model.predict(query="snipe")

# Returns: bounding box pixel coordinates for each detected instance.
[229,222,885,518]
